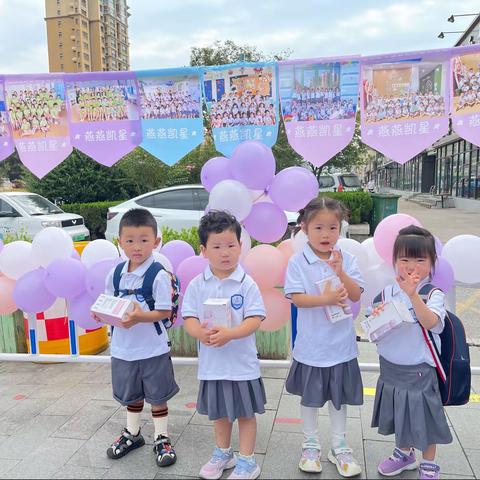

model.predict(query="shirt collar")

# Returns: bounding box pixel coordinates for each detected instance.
[203,264,246,283]
[122,255,155,277]
[302,242,336,265]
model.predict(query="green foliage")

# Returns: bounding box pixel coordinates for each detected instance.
[2,229,32,243]
[0,151,26,182]
[272,119,306,172]
[320,192,373,224]
[161,226,201,254]
[62,200,123,239]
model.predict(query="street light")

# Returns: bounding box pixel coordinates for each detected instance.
[438,31,464,39]
[447,13,479,23]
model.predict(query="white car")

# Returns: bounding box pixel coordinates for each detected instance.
[0,192,90,241]
[105,184,349,241]
[319,173,362,192]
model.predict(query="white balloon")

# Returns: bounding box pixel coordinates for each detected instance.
[32,227,74,267]
[240,228,251,261]
[153,252,173,272]
[337,238,368,273]
[81,239,119,269]
[292,230,308,253]
[362,263,396,307]
[209,180,253,221]
[361,237,384,269]
[0,241,38,280]
[442,234,480,284]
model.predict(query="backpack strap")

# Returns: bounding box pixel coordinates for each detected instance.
[113,262,126,297]
[141,262,165,336]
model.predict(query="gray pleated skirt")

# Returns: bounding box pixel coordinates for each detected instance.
[285,358,363,409]
[371,356,452,452]
[197,378,267,422]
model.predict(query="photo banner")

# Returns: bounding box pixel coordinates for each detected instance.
[279,56,360,167]
[360,48,451,164]
[203,62,279,156]
[137,67,204,165]
[451,44,480,147]
[65,71,141,166]
[4,74,72,178]
[0,77,14,162]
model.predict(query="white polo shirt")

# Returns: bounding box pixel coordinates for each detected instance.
[181,265,266,381]
[284,243,364,368]
[105,255,172,361]
[375,280,446,367]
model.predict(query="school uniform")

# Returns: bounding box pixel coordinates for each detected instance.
[284,244,364,409]
[105,255,179,406]
[181,265,266,422]
[371,280,453,451]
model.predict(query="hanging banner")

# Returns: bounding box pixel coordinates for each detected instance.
[360,49,450,164]
[137,67,204,165]
[0,77,14,162]
[203,62,279,156]
[4,74,72,178]
[65,72,141,166]
[451,44,480,147]
[279,56,360,167]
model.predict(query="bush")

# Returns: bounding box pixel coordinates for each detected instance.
[320,192,373,225]
[161,226,201,253]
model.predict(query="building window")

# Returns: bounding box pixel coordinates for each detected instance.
[82,31,88,40]
[83,42,88,49]
[82,20,88,28]
[59,52,63,59]
[57,9,61,15]
[57,20,62,27]
[84,64,90,71]
[84,53,90,61]
[58,31,62,38]
[59,42,63,49]
[60,64,64,71]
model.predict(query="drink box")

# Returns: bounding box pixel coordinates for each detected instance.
[315,276,352,323]
[202,298,232,328]
[90,294,134,328]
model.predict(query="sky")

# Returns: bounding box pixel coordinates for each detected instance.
[0,0,479,74]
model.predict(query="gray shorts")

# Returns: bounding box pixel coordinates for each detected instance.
[111,353,179,406]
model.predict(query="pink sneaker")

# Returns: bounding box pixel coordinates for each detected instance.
[378,447,418,477]
[227,456,261,479]
[419,462,440,480]
[199,447,236,480]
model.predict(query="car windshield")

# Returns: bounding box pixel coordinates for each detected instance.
[319,176,335,188]
[12,195,63,215]
[340,175,361,188]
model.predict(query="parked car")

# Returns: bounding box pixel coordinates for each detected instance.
[319,173,362,192]
[0,192,90,241]
[105,185,349,241]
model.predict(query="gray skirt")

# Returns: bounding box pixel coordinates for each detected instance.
[285,358,363,409]
[371,356,452,452]
[197,378,266,422]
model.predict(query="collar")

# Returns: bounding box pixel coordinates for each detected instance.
[122,255,155,277]
[391,276,431,296]
[302,242,336,265]
[203,264,246,283]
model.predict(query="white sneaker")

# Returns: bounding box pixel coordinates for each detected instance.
[299,447,322,473]
[328,445,362,477]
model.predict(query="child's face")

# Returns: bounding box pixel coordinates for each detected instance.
[119,225,160,267]
[201,229,241,277]
[395,254,432,282]
[302,209,341,258]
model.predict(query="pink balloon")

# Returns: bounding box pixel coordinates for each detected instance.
[0,275,17,315]
[259,288,291,331]
[373,214,422,264]
[13,268,56,313]
[177,255,209,294]
[231,141,275,190]
[243,202,288,243]
[277,239,295,263]
[44,258,87,300]
[243,245,286,289]
[201,156,232,192]
[85,259,117,300]
[69,292,99,330]
[432,257,455,293]
[161,240,195,273]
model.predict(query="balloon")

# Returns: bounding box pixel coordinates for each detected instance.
[201,156,232,192]
[434,236,443,256]
[209,180,253,221]
[32,227,73,267]
[231,141,276,190]
[81,239,119,269]
[373,214,422,264]
[13,268,56,313]
[85,259,117,300]
[349,300,361,321]
[362,263,396,307]
[243,202,288,243]
[0,241,38,280]
[69,292,98,330]
[153,252,173,273]
[240,228,251,261]
[442,234,480,284]
[337,238,368,274]
[269,167,319,211]
[277,239,294,263]
[432,257,454,293]
[161,240,195,272]
[243,245,286,289]
[361,237,384,268]
[71,249,80,260]
[0,276,17,315]
[177,255,209,294]
[259,288,291,331]
[44,258,87,299]
[292,230,308,253]
[0,239,4,254]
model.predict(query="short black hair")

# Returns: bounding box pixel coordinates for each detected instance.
[198,210,241,246]
[297,196,349,226]
[119,208,158,237]
[393,225,437,267]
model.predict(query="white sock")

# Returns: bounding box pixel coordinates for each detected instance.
[219,446,232,454]
[328,402,347,449]
[238,453,255,464]
[301,405,320,448]
[126,411,141,436]
[153,415,169,439]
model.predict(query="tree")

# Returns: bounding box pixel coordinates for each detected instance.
[0,151,26,183]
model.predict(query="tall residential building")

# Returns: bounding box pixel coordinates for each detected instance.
[44,0,130,73]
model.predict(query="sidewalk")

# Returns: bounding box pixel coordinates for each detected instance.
[0,342,478,479]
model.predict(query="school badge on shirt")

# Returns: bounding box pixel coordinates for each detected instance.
[231,294,244,310]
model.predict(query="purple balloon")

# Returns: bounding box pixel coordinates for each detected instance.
[85,259,117,300]
[161,240,195,273]
[434,236,443,256]
[177,255,209,294]
[269,167,319,211]
[44,258,87,300]
[0,239,4,254]
[201,156,232,192]
[432,257,454,293]
[231,141,275,190]
[13,268,57,313]
[350,300,361,321]
[69,292,98,330]
[71,249,80,259]
[243,202,288,243]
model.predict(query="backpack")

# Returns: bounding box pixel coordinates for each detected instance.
[113,261,180,335]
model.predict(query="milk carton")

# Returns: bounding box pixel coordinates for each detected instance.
[360,301,414,343]
[315,276,352,323]
[202,298,232,328]
[90,294,134,328]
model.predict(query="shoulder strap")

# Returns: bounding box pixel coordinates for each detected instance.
[113,262,126,297]
[141,262,164,311]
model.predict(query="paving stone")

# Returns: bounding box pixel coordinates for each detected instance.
[101,443,159,479]
[263,377,284,411]
[0,459,20,477]
[436,430,475,477]
[66,440,116,469]
[52,464,109,479]
[27,382,77,399]
[464,449,480,478]
[446,407,480,448]
[260,367,289,379]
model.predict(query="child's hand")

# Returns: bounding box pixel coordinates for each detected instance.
[91,312,102,324]
[326,250,343,276]
[198,321,213,346]
[322,281,348,308]
[397,265,421,298]
[209,326,232,348]
[371,303,385,317]
[122,302,142,328]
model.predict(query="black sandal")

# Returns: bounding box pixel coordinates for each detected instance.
[154,435,177,467]
[107,428,145,459]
